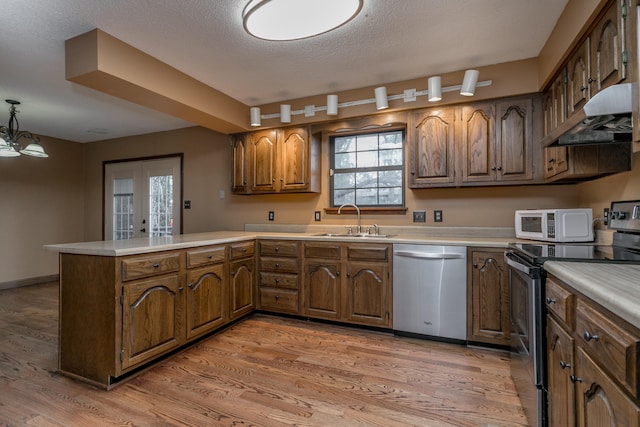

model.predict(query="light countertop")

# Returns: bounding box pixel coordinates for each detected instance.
[544,261,640,330]
[44,230,515,256]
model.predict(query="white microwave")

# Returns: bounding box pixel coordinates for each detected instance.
[515,209,594,242]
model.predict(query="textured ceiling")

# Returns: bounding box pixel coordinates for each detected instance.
[0,0,567,143]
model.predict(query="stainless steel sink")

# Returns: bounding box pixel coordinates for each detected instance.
[314,233,394,238]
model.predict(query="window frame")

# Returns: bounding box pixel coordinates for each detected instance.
[329,127,406,208]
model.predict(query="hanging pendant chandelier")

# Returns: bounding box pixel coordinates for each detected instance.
[0,99,48,158]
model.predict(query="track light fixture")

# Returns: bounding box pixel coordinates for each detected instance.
[247,70,491,126]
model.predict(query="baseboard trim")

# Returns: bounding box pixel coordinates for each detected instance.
[0,274,59,291]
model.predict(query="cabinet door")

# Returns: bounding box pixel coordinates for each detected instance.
[345,261,390,327]
[250,129,278,192]
[409,108,456,187]
[567,39,591,116]
[229,257,255,320]
[462,103,496,183]
[232,134,248,193]
[553,69,567,130]
[575,347,640,427]
[468,250,510,345]
[495,99,533,181]
[545,146,569,179]
[186,263,226,340]
[121,274,184,370]
[304,260,341,320]
[548,316,576,427]
[280,127,309,192]
[590,0,626,94]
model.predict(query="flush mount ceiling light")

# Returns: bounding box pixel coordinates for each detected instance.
[243,0,363,41]
[0,100,48,158]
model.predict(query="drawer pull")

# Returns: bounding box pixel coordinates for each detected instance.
[570,375,582,383]
[275,247,279,252]
[274,295,279,301]
[275,263,280,268]
[559,360,571,370]
[275,278,280,283]
[583,331,599,342]
[153,263,160,268]
[207,255,213,259]
[545,297,556,305]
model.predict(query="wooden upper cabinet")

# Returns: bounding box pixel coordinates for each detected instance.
[567,38,591,116]
[233,126,319,194]
[552,69,567,131]
[250,129,278,192]
[495,98,533,181]
[590,0,626,94]
[409,108,456,187]
[462,102,495,183]
[232,135,247,193]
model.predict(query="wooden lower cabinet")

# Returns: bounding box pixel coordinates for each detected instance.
[229,257,255,320]
[258,240,301,315]
[303,242,392,328]
[546,275,640,427]
[467,248,510,346]
[186,263,227,340]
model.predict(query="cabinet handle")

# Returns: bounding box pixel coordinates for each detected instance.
[491,166,497,171]
[545,297,556,305]
[207,255,213,259]
[473,263,478,268]
[153,263,160,268]
[497,166,502,171]
[559,360,571,370]
[275,295,279,301]
[548,158,556,164]
[336,271,340,276]
[275,263,280,268]
[140,228,146,233]
[580,85,587,92]
[583,331,599,342]
[570,375,582,383]
[275,247,279,252]
[188,283,193,288]
[346,272,351,278]
[230,271,236,276]
[588,77,594,84]
[275,278,280,283]
[178,287,184,292]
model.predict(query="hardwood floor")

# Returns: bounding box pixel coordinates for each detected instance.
[0,282,527,426]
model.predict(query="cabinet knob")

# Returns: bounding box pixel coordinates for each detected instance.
[178,287,184,292]
[207,255,213,259]
[588,77,594,84]
[275,278,280,283]
[346,272,351,278]
[580,85,587,92]
[336,271,340,276]
[583,331,599,342]
[559,360,571,370]
[570,375,582,383]
[473,264,478,269]
[153,263,160,268]
[141,228,147,233]
[491,166,497,171]
[275,247,279,252]
[545,297,556,305]
[275,295,279,301]
[497,166,502,171]
[188,283,193,289]
[275,263,280,268]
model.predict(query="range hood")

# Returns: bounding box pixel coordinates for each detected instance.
[542,82,633,147]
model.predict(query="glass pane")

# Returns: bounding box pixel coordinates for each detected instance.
[149,175,174,237]
[334,172,355,189]
[379,170,403,187]
[357,151,378,168]
[334,136,356,153]
[335,152,356,169]
[357,134,378,151]
[356,171,378,188]
[379,187,403,205]
[380,148,403,166]
[112,178,134,240]
[356,188,378,205]
[379,131,403,149]
[334,189,355,206]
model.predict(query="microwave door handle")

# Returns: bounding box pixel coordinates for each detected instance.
[504,251,533,276]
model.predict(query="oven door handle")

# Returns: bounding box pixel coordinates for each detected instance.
[504,251,534,275]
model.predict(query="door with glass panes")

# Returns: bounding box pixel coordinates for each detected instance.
[104,157,181,240]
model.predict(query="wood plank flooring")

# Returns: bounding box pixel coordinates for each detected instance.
[0,282,527,426]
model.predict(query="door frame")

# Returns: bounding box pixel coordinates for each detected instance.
[102,153,184,240]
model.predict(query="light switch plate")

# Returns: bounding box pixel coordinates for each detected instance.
[413,210,426,223]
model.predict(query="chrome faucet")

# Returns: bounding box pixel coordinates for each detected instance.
[338,203,361,234]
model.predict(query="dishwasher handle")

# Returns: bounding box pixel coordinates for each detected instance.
[393,250,464,260]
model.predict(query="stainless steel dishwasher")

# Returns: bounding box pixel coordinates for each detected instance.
[393,244,467,341]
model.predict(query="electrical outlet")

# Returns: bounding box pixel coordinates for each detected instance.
[434,210,443,222]
[268,211,275,221]
[413,210,426,223]
[183,200,191,209]
[604,208,609,226]
[314,211,321,222]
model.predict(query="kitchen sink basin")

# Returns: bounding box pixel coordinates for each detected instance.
[314,233,394,238]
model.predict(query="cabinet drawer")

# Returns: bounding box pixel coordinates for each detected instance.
[545,277,575,330]
[186,246,226,268]
[259,272,298,289]
[260,257,299,273]
[576,299,640,398]
[259,288,299,313]
[259,240,299,257]
[121,253,181,282]
[347,244,389,261]
[230,241,255,259]
[304,243,341,259]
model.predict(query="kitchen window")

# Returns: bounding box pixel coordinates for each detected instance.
[330,129,405,207]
